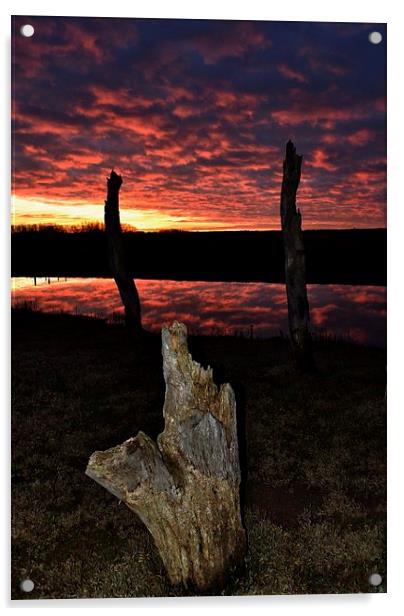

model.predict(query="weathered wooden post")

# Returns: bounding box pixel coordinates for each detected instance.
[86,321,246,592]
[280,140,313,370]
[104,170,142,333]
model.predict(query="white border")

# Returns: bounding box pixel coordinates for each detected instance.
[2,1,403,615]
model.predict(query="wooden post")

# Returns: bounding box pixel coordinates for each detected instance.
[104,170,142,333]
[280,141,313,370]
[86,321,246,592]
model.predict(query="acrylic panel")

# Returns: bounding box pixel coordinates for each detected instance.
[11,16,387,599]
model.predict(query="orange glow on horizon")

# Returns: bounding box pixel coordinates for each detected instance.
[10,193,386,232]
[11,195,260,232]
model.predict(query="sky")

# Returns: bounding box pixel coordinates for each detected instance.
[12,17,387,231]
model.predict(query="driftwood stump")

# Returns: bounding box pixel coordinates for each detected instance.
[280,141,313,370]
[86,322,246,592]
[105,170,142,333]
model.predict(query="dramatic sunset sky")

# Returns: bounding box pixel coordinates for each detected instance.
[12,17,386,231]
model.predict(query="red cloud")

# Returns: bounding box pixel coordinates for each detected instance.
[277,64,308,83]
[346,129,373,146]
[307,149,338,172]
[191,22,270,64]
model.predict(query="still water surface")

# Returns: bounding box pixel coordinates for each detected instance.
[12,277,386,347]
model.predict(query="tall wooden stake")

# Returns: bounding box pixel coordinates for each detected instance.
[280,141,313,370]
[104,170,142,333]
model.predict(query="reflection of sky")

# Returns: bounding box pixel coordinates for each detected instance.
[12,278,386,347]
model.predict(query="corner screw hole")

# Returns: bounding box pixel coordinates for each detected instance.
[20,24,35,38]
[368,573,382,586]
[20,578,35,592]
[369,31,382,45]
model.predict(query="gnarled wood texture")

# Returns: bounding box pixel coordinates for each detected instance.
[86,322,246,592]
[105,170,142,333]
[280,141,314,370]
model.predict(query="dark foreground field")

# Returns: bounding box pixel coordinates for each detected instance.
[11,310,386,599]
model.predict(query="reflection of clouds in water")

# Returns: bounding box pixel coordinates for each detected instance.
[310,303,340,326]
[308,284,386,346]
[141,280,288,335]
[12,278,386,347]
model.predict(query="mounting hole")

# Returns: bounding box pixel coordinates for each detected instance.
[20,24,35,38]
[20,579,34,592]
[368,573,382,586]
[369,31,382,45]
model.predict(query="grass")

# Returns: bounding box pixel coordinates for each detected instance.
[11,309,386,598]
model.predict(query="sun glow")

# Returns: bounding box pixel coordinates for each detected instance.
[11,195,282,231]
[10,195,225,231]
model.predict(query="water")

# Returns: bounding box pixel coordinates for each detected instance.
[11,277,387,347]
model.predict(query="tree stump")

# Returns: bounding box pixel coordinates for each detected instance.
[280,140,314,370]
[104,170,142,333]
[86,322,246,592]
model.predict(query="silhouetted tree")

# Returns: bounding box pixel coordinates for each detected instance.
[104,170,142,333]
[280,141,313,370]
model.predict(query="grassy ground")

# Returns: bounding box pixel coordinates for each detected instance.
[11,309,387,598]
